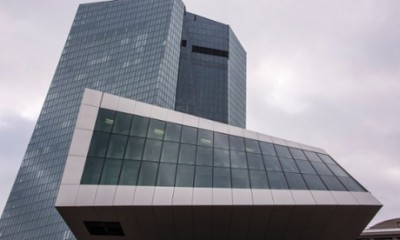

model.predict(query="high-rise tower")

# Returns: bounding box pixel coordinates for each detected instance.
[0,0,245,239]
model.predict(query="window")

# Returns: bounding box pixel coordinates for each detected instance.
[192,45,229,58]
[84,222,124,236]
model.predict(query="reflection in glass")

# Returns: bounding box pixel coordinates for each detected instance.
[112,112,132,134]
[147,119,165,140]
[245,138,260,153]
[214,132,229,149]
[285,173,307,190]
[268,171,288,189]
[339,176,365,191]
[130,115,149,137]
[247,153,264,170]
[160,141,179,163]
[157,163,176,186]
[181,126,197,144]
[106,135,128,159]
[214,149,230,167]
[196,146,212,166]
[296,160,316,174]
[229,135,245,151]
[81,157,104,184]
[194,166,212,187]
[124,137,145,160]
[176,165,194,187]
[311,162,333,176]
[213,167,231,188]
[275,145,292,158]
[232,169,250,188]
[88,132,110,157]
[249,170,269,189]
[259,142,276,156]
[263,155,282,171]
[99,159,122,185]
[119,160,140,185]
[138,162,158,186]
[289,148,307,160]
[143,139,162,161]
[230,151,247,169]
[280,157,299,173]
[164,123,181,142]
[178,144,196,165]
[304,151,323,162]
[320,175,346,191]
[303,174,326,190]
[197,129,213,147]
[95,109,115,132]
[317,153,336,164]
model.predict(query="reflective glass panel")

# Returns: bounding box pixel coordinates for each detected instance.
[229,136,245,151]
[88,132,110,157]
[263,155,282,171]
[311,162,333,176]
[197,129,213,147]
[194,166,212,187]
[275,145,292,158]
[296,160,316,174]
[317,153,336,164]
[112,112,132,135]
[320,175,346,191]
[289,148,307,160]
[232,169,250,188]
[95,109,116,132]
[175,165,194,187]
[214,132,229,149]
[100,159,122,185]
[303,174,327,190]
[196,146,212,166]
[280,157,299,173]
[164,123,181,142]
[213,167,231,188]
[181,126,197,144]
[81,157,104,184]
[249,170,269,189]
[119,160,140,185]
[147,119,165,140]
[259,142,276,156]
[328,165,348,177]
[178,144,196,165]
[247,153,264,170]
[124,137,145,160]
[245,138,260,153]
[138,162,159,186]
[285,173,307,190]
[214,149,230,167]
[142,139,162,161]
[304,151,323,162]
[268,171,288,189]
[130,116,149,137]
[230,150,247,169]
[106,135,128,159]
[339,176,365,191]
[160,141,179,163]
[157,163,176,186]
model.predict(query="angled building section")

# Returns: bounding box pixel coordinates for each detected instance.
[56,89,381,240]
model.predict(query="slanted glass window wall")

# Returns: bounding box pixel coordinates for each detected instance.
[80,108,366,192]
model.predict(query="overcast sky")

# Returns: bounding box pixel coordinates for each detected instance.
[0,0,399,228]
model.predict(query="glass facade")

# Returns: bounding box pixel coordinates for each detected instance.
[0,0,185,239]
[175,12,246,128]
[81,109,366,192]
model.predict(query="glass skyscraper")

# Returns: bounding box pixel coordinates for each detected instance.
[0,0,246,239]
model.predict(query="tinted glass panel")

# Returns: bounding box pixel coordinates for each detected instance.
[230,151,247,169]
[164,123,181,142]
[285,173,307,190]
[303,174,327,190]
[304,151,323,162]
[213,167,231,188]
[245,138,260,153]
[268,171,288,189]
[275,145,292,158]
[296,160,316,174]
[229,136,245,151]
[119,160,140,185]
[138,162,158,186]
[317,153,336,164]
[175,165,194,187]
[194,166,212,187]
[142,139,162,161]
[100,159,122,185]
[106,135,128,159]
[339,176,365,191]
[178,144,196,165]
[181,126,197,144]
[259,142,276,156]
[249,170,269,189]
[88,132,110,157]
[160,141,179,163]
[214,149,230,167]
[214,132,229,149]
[197,129,213,147]
[81,157,104,184]
[157,163,176,186]
[112,112,132,135]
[247,153,264,170]
[147,119,165,140]
[280,157,299,173]
[130,116,149,137]
[311,162,333,176]
[263,155,282,171]
[196,146,213,166]
[95,109,116,132]
[289,148,307,160]
[328,165,348,177]
[232,169,250,188]
[320,175,346,191]
[124,137,145,160]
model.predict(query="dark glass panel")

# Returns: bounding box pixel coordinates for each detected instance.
[268,171,288,189]
[317,153,336,164]
[247,153,264,170]
[95,109,116,132]
[214,149,230,167]
[232,169,250,188]
[88,132,110,157]
[304,151,323,162]
[214,132,229,149]
[259,142,276,156]
[328,165,348,177]
[164,122,182,142]
[303,174,327,190]
[263,155,282,171]
[130,115,149,137]
[213,167,231,188]
[311,162,333,176]
[81,157,104,184]
[138,162,159,186]
[156,163,176,186]
[280,157,299,173]
[147,119,165,140]
[339,176,365,192]
[229,135,245,151]
[142,139,162,162]
[296,160,316,174]
[176,165,195,187]
[181,126,197,144]
[178,143,196,165]
[230,150,247,169]
[112,112,132,135]
[320,175,346,191]
[289,148,307,160]
[249,170,269,189]
[244,138,261,153]
[196,146,213,166]
[274,145,292,158]
[106,135,128,159]
[99,159,122,185]
[194,166,212,187]
[160,141,179,163]
[197,129,213,147]
[285,173,307,190]
[124,137,145,160]
[119,160,140,185]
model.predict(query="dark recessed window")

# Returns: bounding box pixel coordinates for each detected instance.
[181,40,187,47]
[192,45,229,58]
[84,221,124,236]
